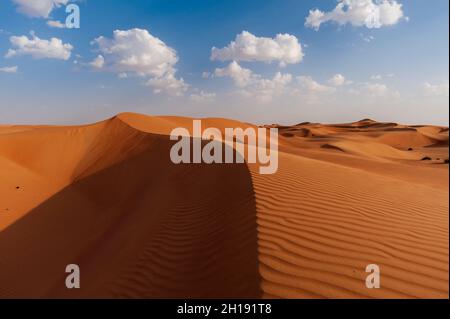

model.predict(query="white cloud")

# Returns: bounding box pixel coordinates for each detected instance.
[305,0,404,30]
[214,61,254,87]
[211,31,304,67]
[47,20,66,28]
[146,73,188,96]
[298,76,336,94]
[214,61,292,102]
[190,91,216,103]
[91,28,187,96]
[90,55,105,69]
[5,32,73,60]
[0,66,18,73]
[244,72,292,102]
[328,74,346,86]
[92,29,178,77]
[13,0,68,18]
[423,82,449,97]
[213,62,346,102]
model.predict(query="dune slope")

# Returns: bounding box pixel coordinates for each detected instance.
[249,152,448,298]
[0,114,448,298]
[0,116,260,298]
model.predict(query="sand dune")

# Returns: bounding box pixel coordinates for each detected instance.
[0,113,448,298]
[250,153,448,298]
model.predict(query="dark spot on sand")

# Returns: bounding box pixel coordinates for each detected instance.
[421,156,432,161]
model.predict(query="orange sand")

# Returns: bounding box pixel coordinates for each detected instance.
[0,114,448,298]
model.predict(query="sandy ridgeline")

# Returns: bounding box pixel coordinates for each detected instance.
[0,113,448,298]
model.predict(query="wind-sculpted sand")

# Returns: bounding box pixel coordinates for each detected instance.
[0,114,448,298]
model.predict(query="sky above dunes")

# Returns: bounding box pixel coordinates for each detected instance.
[0,0,448,125]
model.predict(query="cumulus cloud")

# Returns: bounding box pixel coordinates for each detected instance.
[214,61,292,102]
[214,61,254,87]
[298,76,336,94]
[211,31,304,67]
[245,72,293,102]
[213,62,345,101]
[0,66,18,73]
[90,55,105,69]
[305,0,404,30]
[423,82,449,97]
[5,32,73,60]
[146,73,188,96]
[328,74,346,86]
[13,0,68,18]
[91,28,177,77]
[90,28,187,96]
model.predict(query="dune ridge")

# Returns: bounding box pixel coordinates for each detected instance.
[0,113,448,298]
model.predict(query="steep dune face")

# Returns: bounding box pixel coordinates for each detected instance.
[0,116,261,298]
[0,115,448,299]
[0,118,155,229]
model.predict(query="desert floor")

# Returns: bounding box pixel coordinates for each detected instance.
[0,113,448,298]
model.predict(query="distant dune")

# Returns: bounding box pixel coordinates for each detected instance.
[0,113,448,298]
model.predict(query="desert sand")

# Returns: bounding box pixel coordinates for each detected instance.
[0,113,448,298]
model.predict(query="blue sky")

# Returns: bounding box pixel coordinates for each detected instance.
[0,0,448,125]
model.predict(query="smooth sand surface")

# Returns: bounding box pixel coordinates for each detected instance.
[0,113,448,298]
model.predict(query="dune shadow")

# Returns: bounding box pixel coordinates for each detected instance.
[0,132,262,298]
